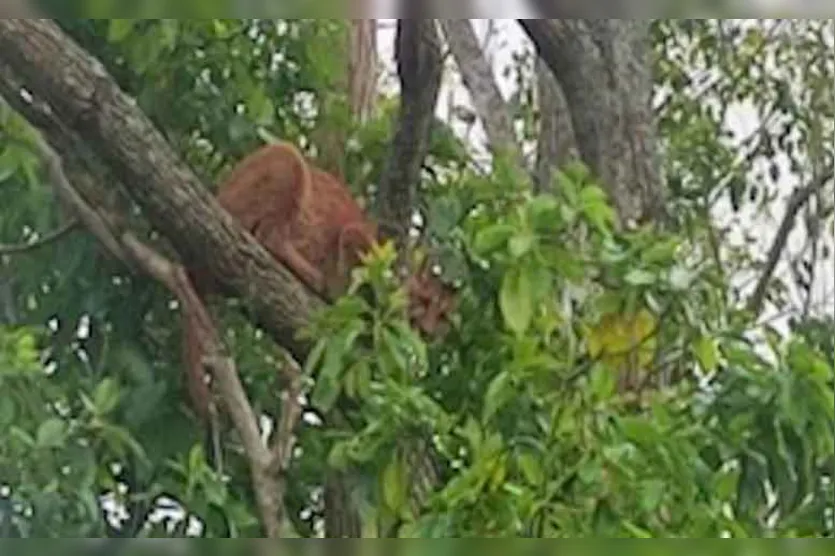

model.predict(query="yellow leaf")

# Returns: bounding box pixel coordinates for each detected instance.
[585,309,658,372]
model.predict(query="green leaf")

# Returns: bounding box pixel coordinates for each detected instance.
[668,265,695,290]
[482,371,513,422]
[517,451,545,487]
[303,338,328,377]
[693,335,719,373]
[640,479,665,512]
[108,19,137,42]
[618,416,658,445]
[92,378,121,416]
[381,327,408,375]
[310,352,343,412]
[508,232,535,258]
[246,87,276,127]
[36,418,67,449]
[527,194,560,231]
[473,223,515,255]
[381,454,407,514]
[500,267,534,335]
[0,395,16,426]
[579,185,616,230]
[622,520,653,538]
[460,417,483,451]
[624,269,657,286]
[427,196,463,237]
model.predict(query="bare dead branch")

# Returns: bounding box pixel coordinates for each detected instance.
[439,19,524,168]
[747,170,834,316]
[377,19,443,244]
[0,219,79,255]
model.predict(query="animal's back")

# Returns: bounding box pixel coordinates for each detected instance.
[215,142,309,232]
[288,165,377,270]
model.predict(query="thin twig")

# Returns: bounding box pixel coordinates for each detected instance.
[747,170,834,315]
[0,218,79,255]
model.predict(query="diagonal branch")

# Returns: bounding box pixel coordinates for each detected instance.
[747,170,834,316]
[0,19,323,363]
[439,19,524,168]
[28,121,299,538]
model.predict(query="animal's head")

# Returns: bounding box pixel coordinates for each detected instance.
[405,262,457,338]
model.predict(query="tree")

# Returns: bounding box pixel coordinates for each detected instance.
[0,17,832,538]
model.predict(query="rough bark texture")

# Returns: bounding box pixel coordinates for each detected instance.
[520,19,664,225]
[534,57,578,192]
[0,19,324,363]
[348,19,378,125]
[377,19,443,244]
[440,19,524,168]
[313,20,376,180]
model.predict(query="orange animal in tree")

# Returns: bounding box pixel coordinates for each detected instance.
[183,141,455,420]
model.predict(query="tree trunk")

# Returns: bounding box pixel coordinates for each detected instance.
[533,57,577,192]
[348,19,378,125]
[520,19,665,225]
[314,20,378,179]
[376,19,443,245]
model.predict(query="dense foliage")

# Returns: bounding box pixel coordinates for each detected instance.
[0,19,832,537]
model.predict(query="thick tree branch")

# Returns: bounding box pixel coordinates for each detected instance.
[747,170,834,315]
[0,19,323,363]
[519,19,664,225]
[377,19,443,245]
[439,19,524,169]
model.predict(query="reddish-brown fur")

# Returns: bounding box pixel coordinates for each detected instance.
[183,141,455,421]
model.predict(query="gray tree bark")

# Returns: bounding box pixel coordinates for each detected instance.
[520,19,665,225]
[377,18,444,244]
[533,57,577,192]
